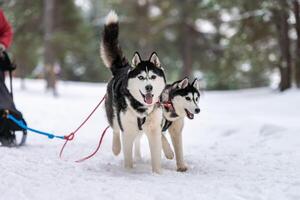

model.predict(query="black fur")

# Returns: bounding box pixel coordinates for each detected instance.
[128,60,165,82]
[102,19,165,130]
[102,21,129,75]
[162,120,172,132]
[161,78,200,120]
[137,117,146,131]
[170,82,200,100]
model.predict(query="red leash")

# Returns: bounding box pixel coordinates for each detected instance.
[59,96,172,162]
[59,94,109,162]
[75,125,110,163]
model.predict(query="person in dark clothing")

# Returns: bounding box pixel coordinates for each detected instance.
[0,8,17,146]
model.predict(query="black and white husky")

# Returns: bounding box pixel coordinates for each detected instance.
[100,11,166,173]
[161,78,200,172]
[160,78,201,171]
[134,77,201,172]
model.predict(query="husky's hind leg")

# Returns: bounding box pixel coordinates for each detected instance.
[162,133,174,160]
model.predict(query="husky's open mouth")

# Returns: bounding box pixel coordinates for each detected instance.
[185,109,194,119]
[140,90,153,105]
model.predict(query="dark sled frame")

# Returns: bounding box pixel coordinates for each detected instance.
[0,51,27,146]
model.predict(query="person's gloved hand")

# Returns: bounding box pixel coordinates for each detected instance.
[0,43,6,57]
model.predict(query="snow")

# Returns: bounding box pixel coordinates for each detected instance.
[1,79,300,200]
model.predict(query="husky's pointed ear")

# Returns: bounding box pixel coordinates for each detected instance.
[192,78,201,91]
[149,52,161,68]
[132,52,141,67]
[173,77,189,89]
[178,77,189,89]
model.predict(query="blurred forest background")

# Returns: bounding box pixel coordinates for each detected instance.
[1,0,300,94]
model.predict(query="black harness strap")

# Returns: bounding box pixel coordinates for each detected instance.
[137,117,146,131]
[9,70,13,98]
[162,120,172,132]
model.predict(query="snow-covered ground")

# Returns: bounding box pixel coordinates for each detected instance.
[1,79,300,200]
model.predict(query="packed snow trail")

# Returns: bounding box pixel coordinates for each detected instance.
[0,79,299,200]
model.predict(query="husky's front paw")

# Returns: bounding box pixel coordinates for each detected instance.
[177,165,188,172]
[152,168,162,174]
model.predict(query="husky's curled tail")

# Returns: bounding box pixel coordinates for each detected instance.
[100,10,128,76]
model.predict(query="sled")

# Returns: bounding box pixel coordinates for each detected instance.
[0,51,27,146]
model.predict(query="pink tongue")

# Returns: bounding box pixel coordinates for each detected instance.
[145,93,153,104]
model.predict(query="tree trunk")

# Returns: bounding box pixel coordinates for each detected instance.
[179,0,193,78]
[273,2,292,91]
[293,0,300,88]
[181,23,193,78]
[15,42,27,90]
[135,1,153,58]
[43,0,57,96]
[17,56,27,90]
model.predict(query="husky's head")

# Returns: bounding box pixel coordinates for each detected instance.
[170,78,201,119]
[127,52,166,106]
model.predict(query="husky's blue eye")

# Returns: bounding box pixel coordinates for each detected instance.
[138,76,145,80]
[185,97,191,101]
[151,75,156,80]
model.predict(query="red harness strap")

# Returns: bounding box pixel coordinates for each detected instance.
[158,100,174,111]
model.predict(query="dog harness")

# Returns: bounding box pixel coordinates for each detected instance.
[137,117,146,131]
[135,101,175,132]
[160,100,178,132]
[162,119,172,132]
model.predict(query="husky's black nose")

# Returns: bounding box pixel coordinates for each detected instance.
[145,85,153,92]
[195,108,200,114]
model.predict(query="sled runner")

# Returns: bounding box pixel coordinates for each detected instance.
[0,51,27,147]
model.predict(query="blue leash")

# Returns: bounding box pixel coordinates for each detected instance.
[7,114,65,140]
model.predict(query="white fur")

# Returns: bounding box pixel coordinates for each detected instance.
[168,118,187,171]
[132,53,141,67]
[111,66,165,173]
[178,78,189,89]
[172,92,199,117]
[193,79,201,91]
[115,104,163,173]
[143,107,163,173]
[162,134,174,159]
[100,42,110,68]
[160,84,201,171]
[112,117,121,156]
[127,71,165,107]
[134,134,143,161]
[134,113,188,172]
[103,11,165,173]
[136,89,201,171]
[105,10,118,25]
[128,53,165,107]
[100,10,119,68]
[149,53,161,68]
